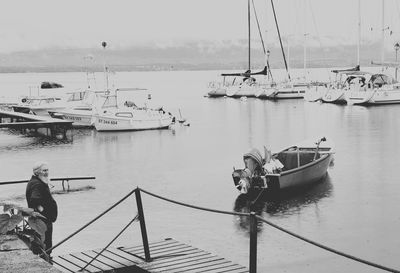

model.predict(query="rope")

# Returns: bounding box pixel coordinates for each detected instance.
[256,216,400,273]
[138,187,249,217]
[138,188,399,272]
[270,0,291,80]
[251,0,266,55]
[46,188,136,253]
[79,214,139,272]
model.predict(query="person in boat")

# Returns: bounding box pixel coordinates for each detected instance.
[124,100,137,108]
[236,148,266,193]
[26,161,58,257]
[234,147,284,193]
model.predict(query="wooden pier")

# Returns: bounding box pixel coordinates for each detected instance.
[0,110,73,139]
[52,238,249,273]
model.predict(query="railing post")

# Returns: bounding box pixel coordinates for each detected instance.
[249,211,257,273]
[135,188,151,262]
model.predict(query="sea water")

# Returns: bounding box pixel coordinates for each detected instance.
[0,68,399,272]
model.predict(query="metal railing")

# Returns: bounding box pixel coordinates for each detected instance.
[0,176,95,191]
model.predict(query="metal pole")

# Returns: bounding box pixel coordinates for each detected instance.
[396,50,398,80]
[249,211,257,273]
[135,188,151,262]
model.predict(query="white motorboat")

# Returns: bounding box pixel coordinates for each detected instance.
[51,90,108,127]
[93,88,174,132]
[12,96,67,116]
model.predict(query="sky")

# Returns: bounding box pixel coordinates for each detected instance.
[1,0,400,53]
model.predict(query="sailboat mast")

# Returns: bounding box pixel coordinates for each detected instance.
[248,0,251,71]
[303,1,307,79]
[357,0,361,66]
[270,0,291,80]
[381,0,385,64]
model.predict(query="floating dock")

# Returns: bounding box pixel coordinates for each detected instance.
[52,238,249,273]
[0,110,73,139]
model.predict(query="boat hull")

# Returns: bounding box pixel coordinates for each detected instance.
[207,87,227,98]
[257,86,305,99]
[268,153,332,190]
[94,112,173,132]
[54,109,95,127]
[346,89,400,105]
[321,89,346,104]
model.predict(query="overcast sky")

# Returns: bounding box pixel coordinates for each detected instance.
[1,0,400,53]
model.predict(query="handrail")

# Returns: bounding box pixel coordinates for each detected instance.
[0,176,96,186]
[79,215,139,272]
[138,187,400,273]
[46,188,136,254]
[139,187,250,217]
[38,186,399,273]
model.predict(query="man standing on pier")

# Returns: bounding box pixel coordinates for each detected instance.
[26,161,58,257]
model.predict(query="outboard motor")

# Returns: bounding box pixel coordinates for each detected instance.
[232,148,265,194]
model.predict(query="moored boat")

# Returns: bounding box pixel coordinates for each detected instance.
[345,74,400,105]
[93,88,174,132]
[232,137,334,194]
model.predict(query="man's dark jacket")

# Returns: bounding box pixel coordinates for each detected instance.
[26,175,58,223]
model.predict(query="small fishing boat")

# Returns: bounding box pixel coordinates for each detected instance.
[232,137,334,194]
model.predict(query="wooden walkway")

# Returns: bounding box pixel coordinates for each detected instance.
[52,238,249,273]
[0,110,72,129]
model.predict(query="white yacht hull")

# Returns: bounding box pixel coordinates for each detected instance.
[321,88,346,104]
[94,110,173,132]
[346,89,400,105]
[55,109,95,127]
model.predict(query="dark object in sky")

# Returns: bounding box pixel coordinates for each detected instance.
[40,81,64,89]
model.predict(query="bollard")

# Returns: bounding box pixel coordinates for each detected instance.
[135,188,151,262]
[249,211,257,273]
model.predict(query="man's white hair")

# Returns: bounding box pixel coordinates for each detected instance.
[32,161,48,175]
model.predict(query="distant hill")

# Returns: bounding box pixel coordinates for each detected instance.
[0,39,394,73]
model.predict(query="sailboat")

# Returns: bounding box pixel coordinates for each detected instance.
[207,0,273,98]
[255,0,307,100]
[345,0,400,105]
[322,0,363,104]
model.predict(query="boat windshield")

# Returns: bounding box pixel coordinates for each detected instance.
[369,74,397,86]
[102,96,117,108]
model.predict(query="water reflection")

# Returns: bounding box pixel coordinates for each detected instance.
[0,131,72,151]
[233,175,333,233]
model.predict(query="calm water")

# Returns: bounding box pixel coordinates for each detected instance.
[1,69,399,272]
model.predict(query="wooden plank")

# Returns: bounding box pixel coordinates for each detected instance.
[170,261,242,273]
[54,255,98,273]
[144,256,225,272]
[126,243,194,257]
[60,254,102,272]
[83,250,131,268]
[144,252,214,268]
[215,268,248,273]
[53,239,249,273]
[103,247,143,264]
[72,251,116,271]
[51,258,77,273]
[122,239,181,253]
[77,251,121,270]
